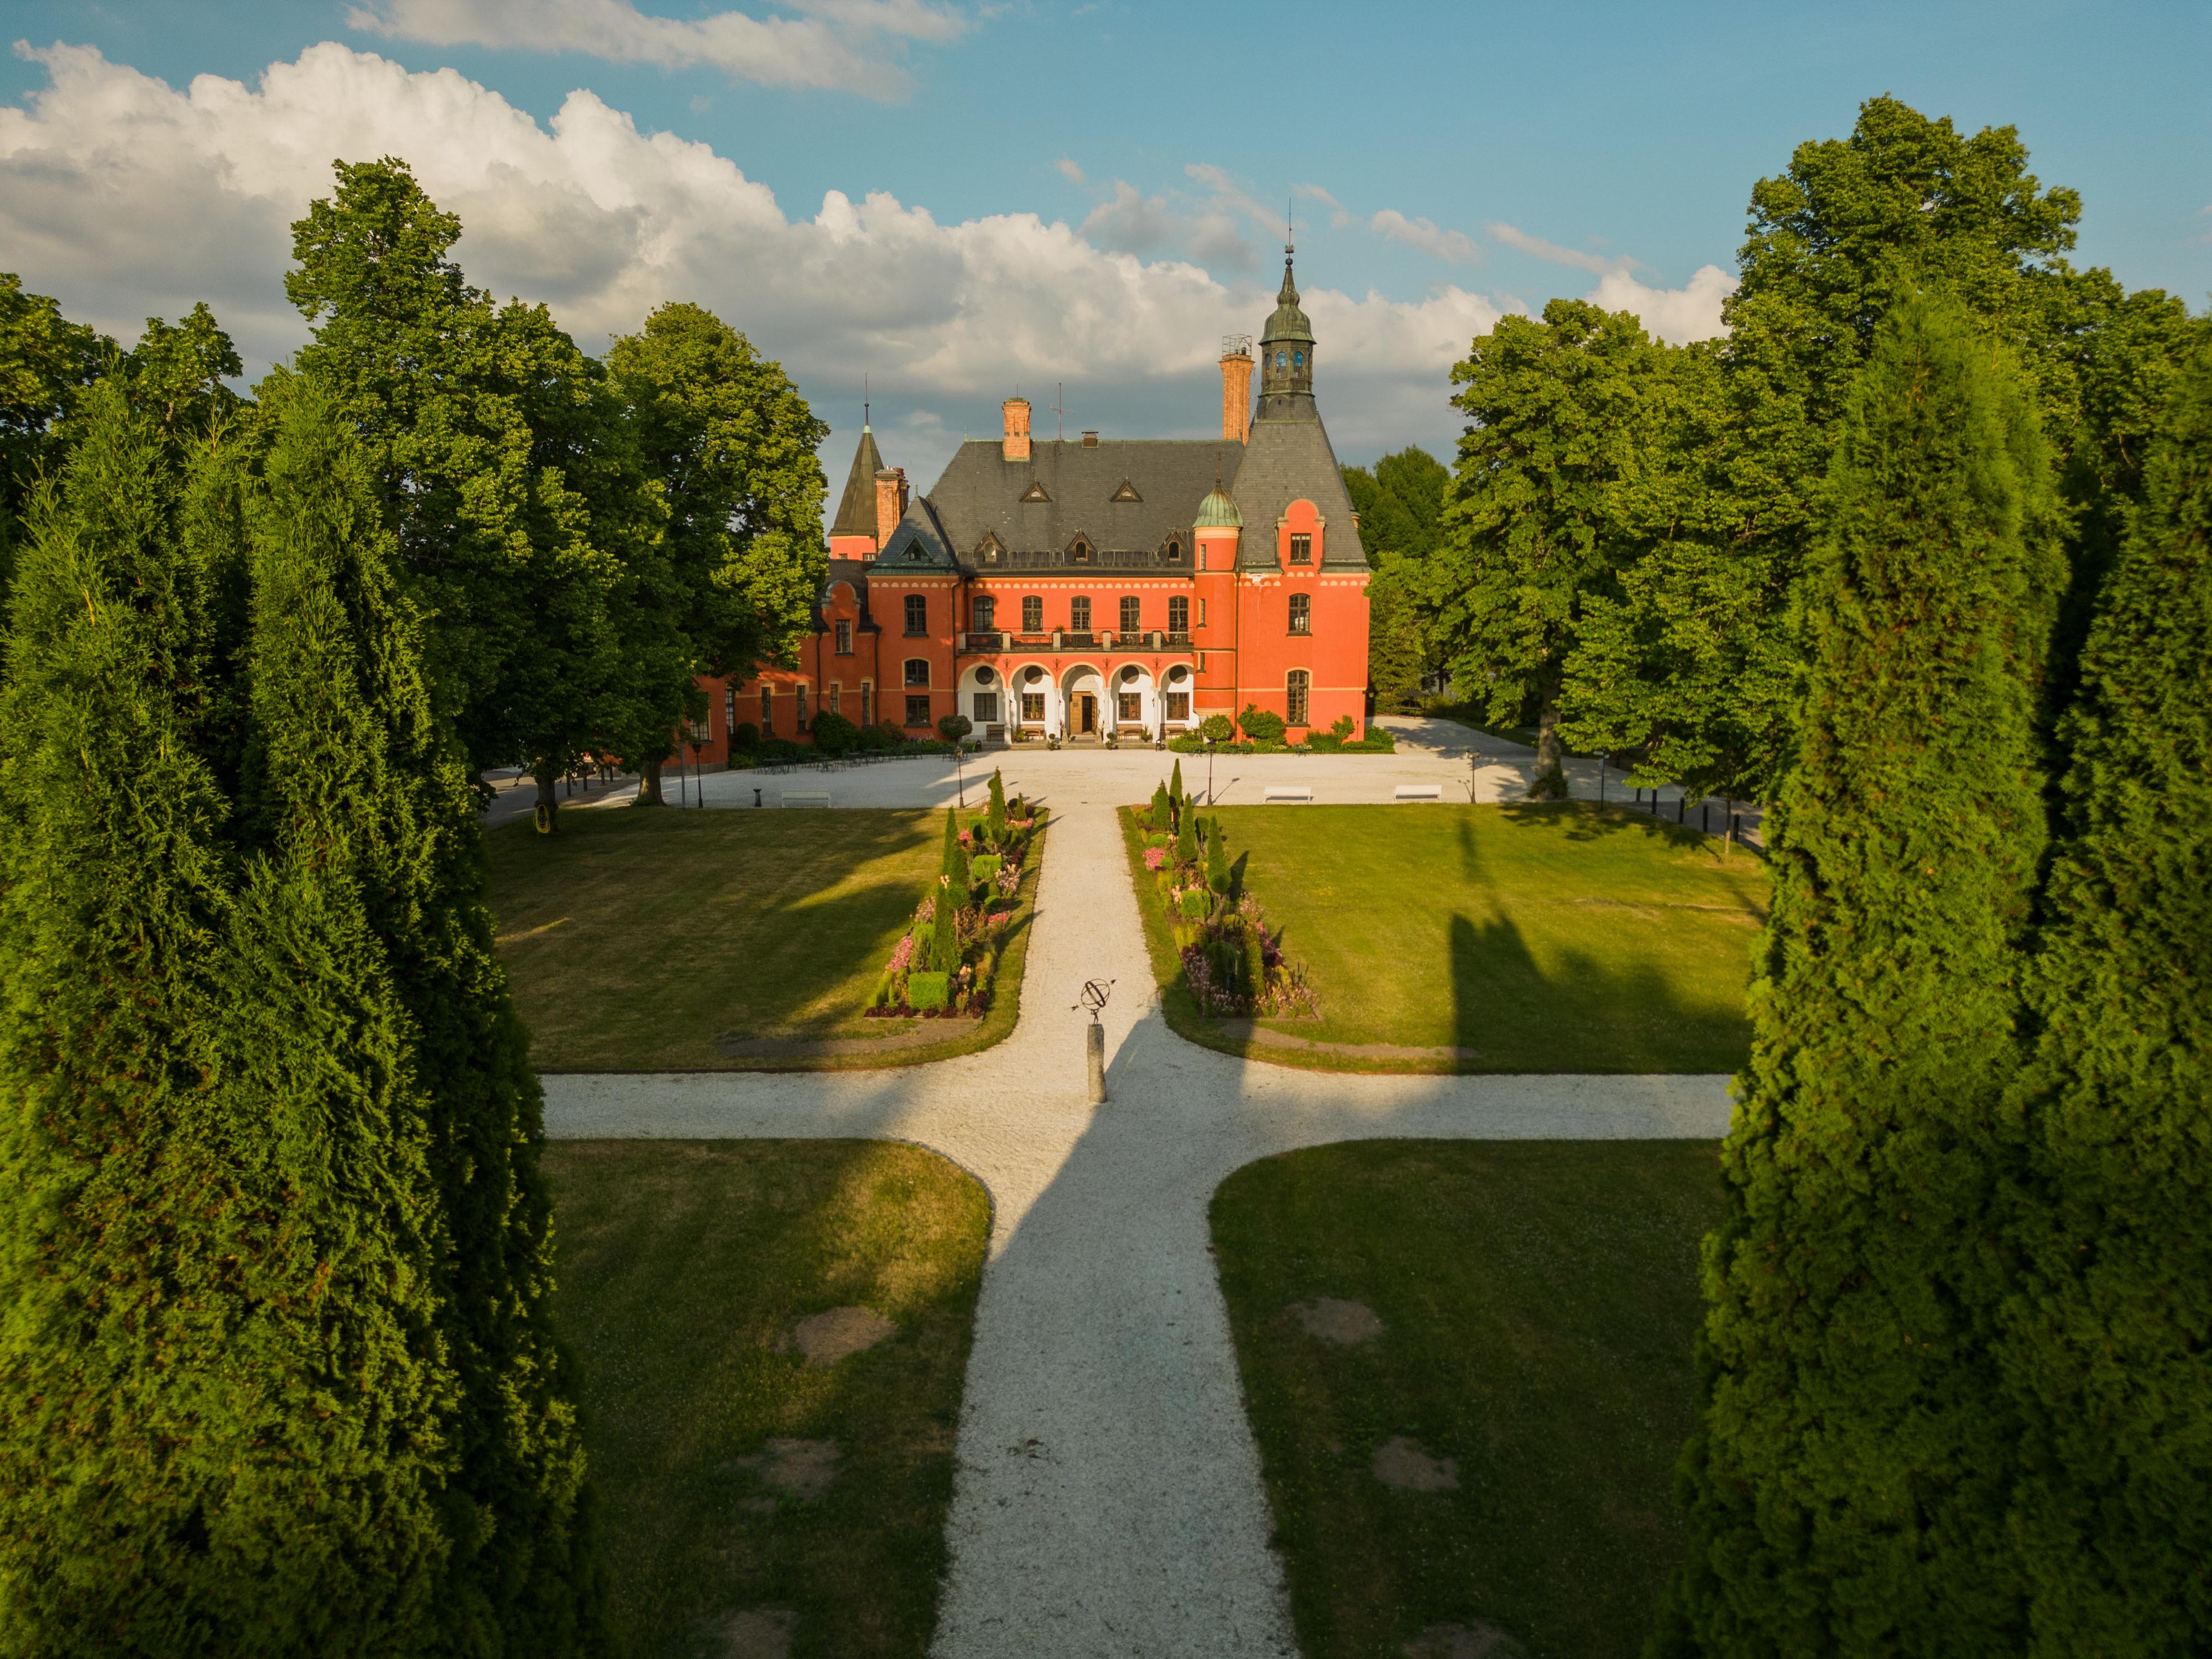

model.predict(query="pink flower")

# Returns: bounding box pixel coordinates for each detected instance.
[888,935,915,973]
[1144,847,1165,871]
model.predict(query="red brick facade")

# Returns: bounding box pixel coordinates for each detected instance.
[691,253,1371,760]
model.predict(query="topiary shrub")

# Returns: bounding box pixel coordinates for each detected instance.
[1149,782,1173,832]
[731,720,761,752]
[1206,821,1232,894]
[971,853,1000,885]
[1199,713,1234,743]
[905,971,950,1012]
[809,709,859,754]
[937,712,973,744]
[1178,888,1211,921]
[1238,705,1286,744]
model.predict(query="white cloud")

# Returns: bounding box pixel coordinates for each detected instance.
[346,0,964,99]
[1367,210,1481,266]
[1487,221,1636,276]
[1055,156,1084,185]
[1079,181,1176,255]
[1583,265,1735,344]
[0,41,1504,482]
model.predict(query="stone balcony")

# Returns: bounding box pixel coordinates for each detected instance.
[957,630,1196,655]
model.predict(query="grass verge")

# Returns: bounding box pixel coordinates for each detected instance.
[546,1140,989,1658]
[1211,1140,1723,1659]
[487,807,1044,1071]
[1119,801,1765,1073]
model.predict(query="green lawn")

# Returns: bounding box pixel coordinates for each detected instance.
[1211,1141,1724,1659]
[546,1140,989,1658]
[486,808,1041,1070]
[1121,801,1767,1073]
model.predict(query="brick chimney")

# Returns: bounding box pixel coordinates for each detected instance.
[1219,335,1253,444]
[873,467,907,551]
[1001,397,1031,462]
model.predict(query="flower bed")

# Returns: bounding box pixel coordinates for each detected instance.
[866,768,1047,1019]
[1136,767,1314,1018]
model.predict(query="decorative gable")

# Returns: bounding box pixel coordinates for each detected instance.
[1066,532,1094,564]
[1020,479,1050,503]
[1110,478,1142,503]
[975,531,1006,566]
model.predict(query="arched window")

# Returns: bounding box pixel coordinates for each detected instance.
[1288,592,1311,634]
[904,658,930,688]
[1286,670,1310,728]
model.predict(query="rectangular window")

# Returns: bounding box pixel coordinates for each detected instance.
[861,682,873,727]
[835,618,853,655]
[723,685,735,736]
[972,595,996,633]
[1022,595,1043,633]
[1287,671,1310,727]
[904,593,927,635]
[1119,596,1140,635]
[1168,596,1189,633]
[760,685,773,729]
[1070,596,1092,632]
[1118,692,1142,723]
[1198,598,1207,626]
[1288,592,1311,634]
[905,694,932,728]
[1166,691,1190,722]
[1289,533,1312,564]
[828,683,841,716]
[1021,692,1045,724]
[973,691,1000,724]
[904,658,930,687]
[795,685,809,732]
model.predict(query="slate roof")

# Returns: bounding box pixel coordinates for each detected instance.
[900,437,1244,564]
[828,426,886,539]
[1229,415,1368,569]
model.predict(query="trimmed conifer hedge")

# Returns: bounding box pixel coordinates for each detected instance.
[1656,294,2053,1655]
[0,382,599,1656]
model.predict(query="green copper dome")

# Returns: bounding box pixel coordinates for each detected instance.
[1259,255,1314,347]
[1194,487,1242,528]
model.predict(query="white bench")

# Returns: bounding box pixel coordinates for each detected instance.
[1393,783,1444,801]
[779,790,832,808]
[1263,785,1314,804]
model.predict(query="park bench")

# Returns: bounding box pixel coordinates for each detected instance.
[780,790,832,808]
[1392,783,1444,801]
[1262,785,1314,804]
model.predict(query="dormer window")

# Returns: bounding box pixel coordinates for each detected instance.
[1165,538,1182,563]
[1067,534,1093,565]
[1111,478,1142,503]
[1290,533,1312,564]
[977,532,1005,565]
[1020,479,1050,502]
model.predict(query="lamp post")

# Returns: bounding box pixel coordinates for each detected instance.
[1597,751,1609,804]
[1205,735,1215,807]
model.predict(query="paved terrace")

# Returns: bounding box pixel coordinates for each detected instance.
[539,741,1744,1657]
[488,716,1765,837]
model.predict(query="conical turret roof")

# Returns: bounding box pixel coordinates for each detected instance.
[830,422,886,538]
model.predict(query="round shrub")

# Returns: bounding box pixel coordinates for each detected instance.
[938,712,973,743]
[1238,705,1286,744]
[731,719,761,752]
[1199,713,1234,743]
[810,709,859,754]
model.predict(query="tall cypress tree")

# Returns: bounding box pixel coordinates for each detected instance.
[1997,345,2212,1653]
[1655,294,2052,1656]
[245,373,601,1653]
[0,385,460,1653]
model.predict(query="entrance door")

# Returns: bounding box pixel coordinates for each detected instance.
[1077,693,1097,734]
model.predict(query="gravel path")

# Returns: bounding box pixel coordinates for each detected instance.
[541,798,1733,1658]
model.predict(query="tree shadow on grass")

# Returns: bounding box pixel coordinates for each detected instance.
[1496,797,1717,852]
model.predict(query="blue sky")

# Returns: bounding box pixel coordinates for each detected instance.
[4,0,2206,486]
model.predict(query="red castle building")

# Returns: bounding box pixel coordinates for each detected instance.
[697,250,1370,756]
